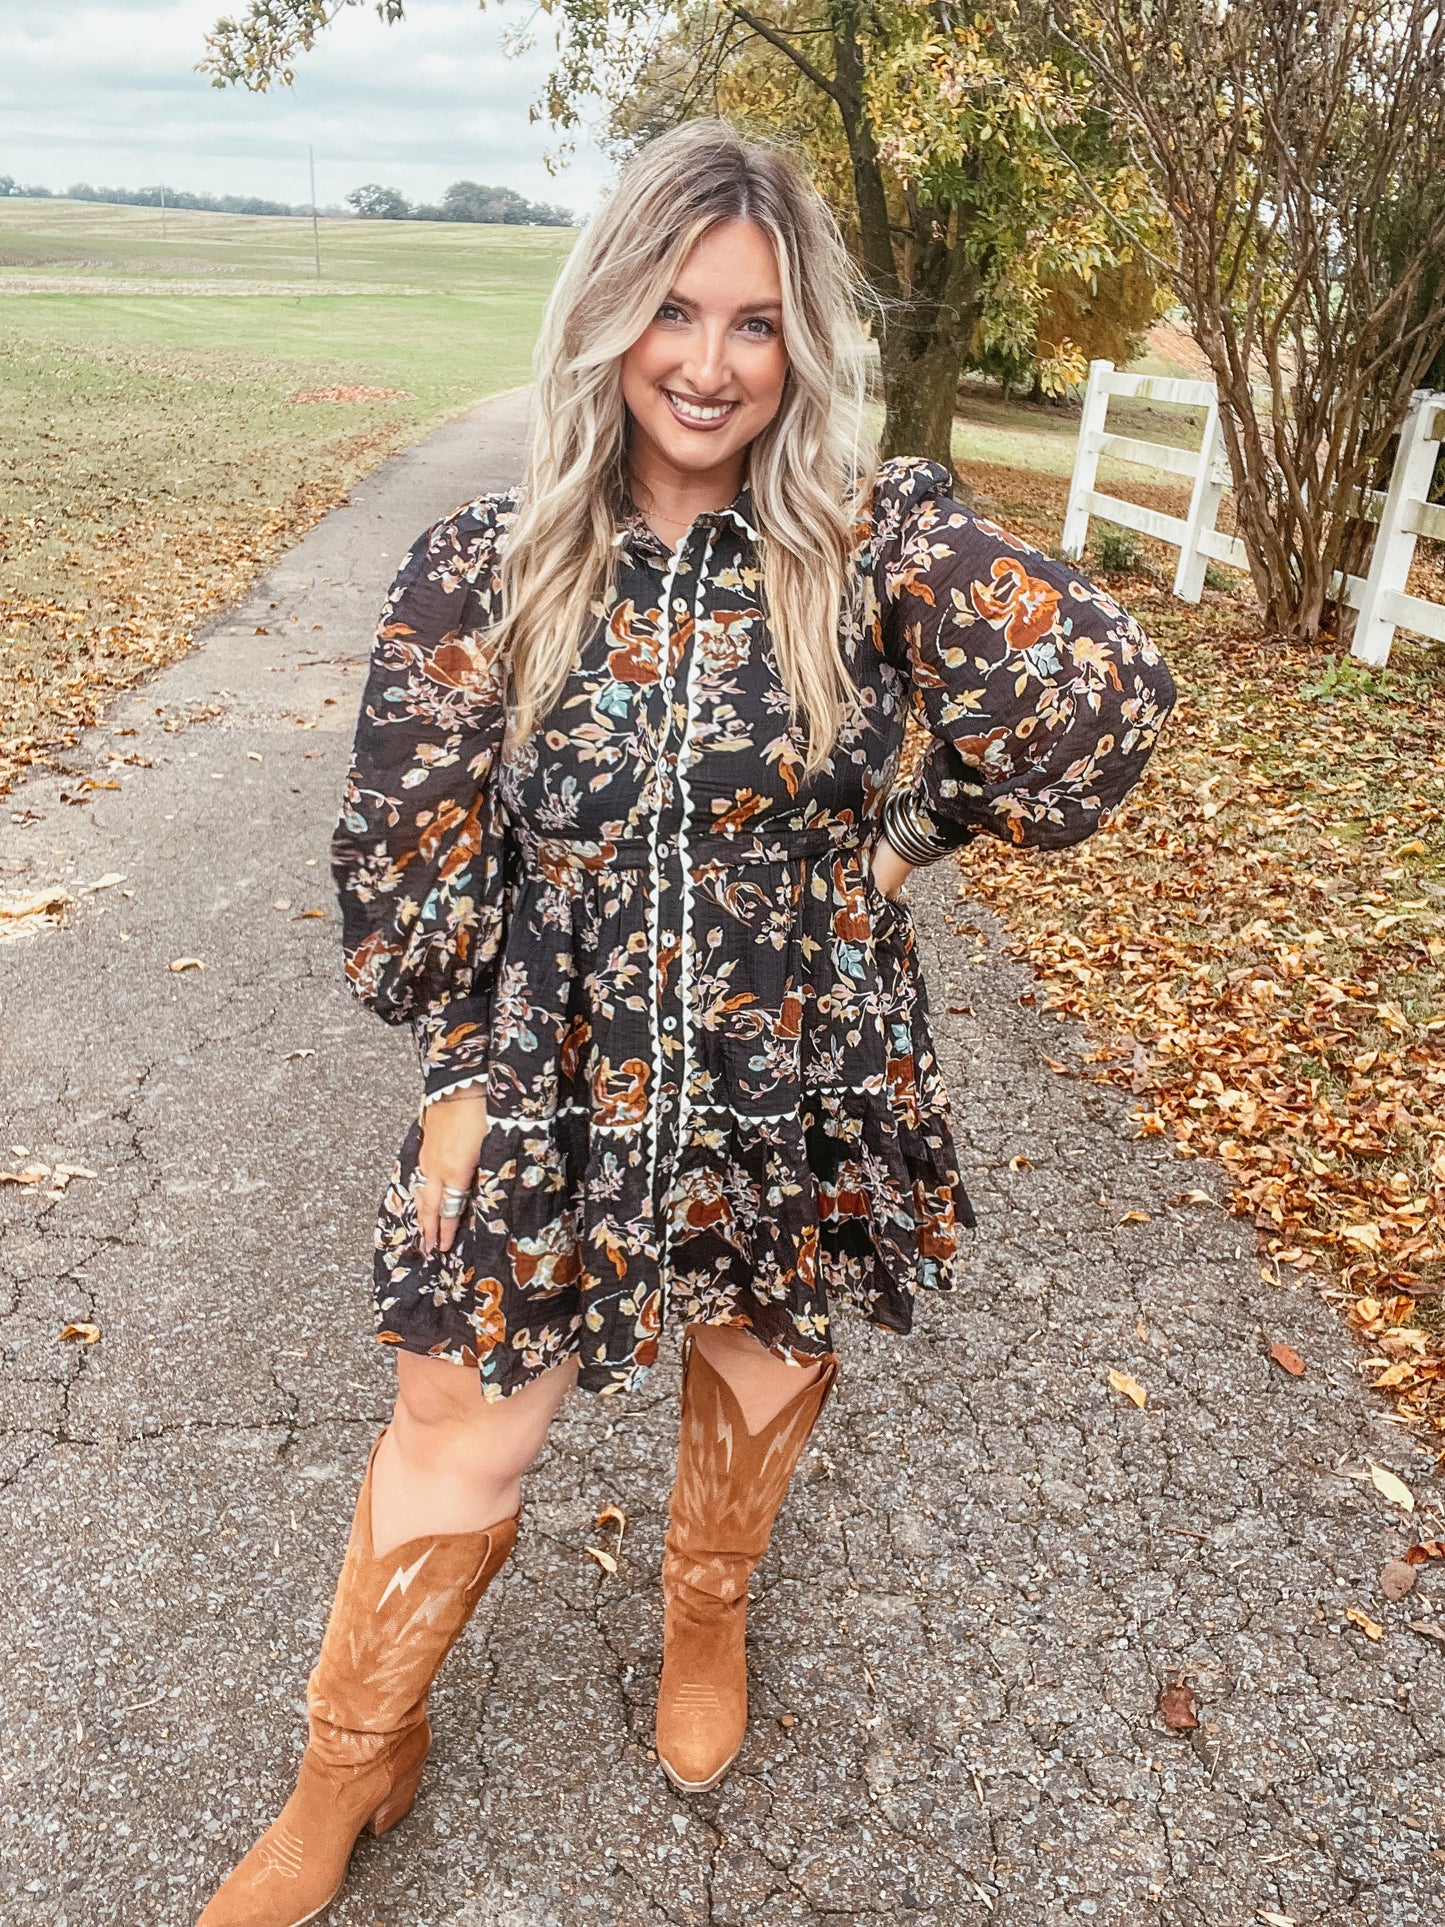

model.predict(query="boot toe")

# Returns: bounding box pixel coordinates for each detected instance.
[196,1809,344,1927]
[655,1678,746,1792]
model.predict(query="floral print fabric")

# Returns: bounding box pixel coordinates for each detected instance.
[332,458,1176,1398]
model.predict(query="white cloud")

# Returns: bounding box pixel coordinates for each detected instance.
[3,0,615,213]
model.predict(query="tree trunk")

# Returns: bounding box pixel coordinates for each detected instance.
[880,330,966,467]
[879,227,983,471]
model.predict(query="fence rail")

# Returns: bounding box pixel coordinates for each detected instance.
[1061,361,1445,663]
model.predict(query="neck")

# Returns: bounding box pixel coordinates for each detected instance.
[627,439,746,547]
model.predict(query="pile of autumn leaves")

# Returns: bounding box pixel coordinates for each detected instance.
[0,423,406,794]
[962,587,1445,1435]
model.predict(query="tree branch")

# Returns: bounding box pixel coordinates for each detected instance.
[722,3,843,103]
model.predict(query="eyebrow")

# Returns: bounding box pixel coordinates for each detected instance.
[664,292,783,317]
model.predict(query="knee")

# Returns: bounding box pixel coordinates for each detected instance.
[393,1353,486,1442]
[391,1352,572,1485]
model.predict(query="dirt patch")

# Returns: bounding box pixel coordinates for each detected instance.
[287,385,412,405]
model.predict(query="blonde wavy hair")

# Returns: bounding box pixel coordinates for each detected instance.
[495,119,875,774]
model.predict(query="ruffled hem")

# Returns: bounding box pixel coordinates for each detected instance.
[370,1081,972,1399]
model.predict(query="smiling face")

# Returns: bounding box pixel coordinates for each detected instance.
[620,216,789,510]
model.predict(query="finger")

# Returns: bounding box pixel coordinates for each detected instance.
[414,1170,441,1255]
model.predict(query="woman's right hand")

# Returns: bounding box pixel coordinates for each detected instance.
[415,1092,490,1255]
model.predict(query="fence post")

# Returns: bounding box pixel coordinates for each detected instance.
[1171,397,1229,602]
[1350,389,1440,666]
[1061,359,1113,560]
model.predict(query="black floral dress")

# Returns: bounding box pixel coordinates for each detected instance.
[331,459,1175,1398]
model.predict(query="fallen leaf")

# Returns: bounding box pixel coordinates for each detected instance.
[779,1712,797,1729]
[1269,1341,1307,1376]
[585,1546,618,1575]
[1043,1058,1074,1076]
[0,886,73,940]
[84,872,126,892]
[1009,1153,1033,1171]
[1345,1606,1385,1640]
[168,956,205,973]
[57,1323,100,1345]
[1369,1463,1415,1512]
[1409,1620,1445,1644]
[1117,1210,1152,1225]
[1380,1560,1417,1601]
[286,1049,317,1061]
[291,909,325,921]
[595,1502,627,1530]
[1108,1369,1148,1408]
[1403,1540,1445,1565]
[1158,1680,1198,1730]
[1338,1221,1383,1252]
[1257,1913,1297,1927]
[1,1165,51,1185]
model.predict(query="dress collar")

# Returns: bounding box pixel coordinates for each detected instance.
[613,482,760,560]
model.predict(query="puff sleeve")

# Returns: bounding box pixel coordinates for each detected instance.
[330,497,514,1104]
[873,460,1176,860]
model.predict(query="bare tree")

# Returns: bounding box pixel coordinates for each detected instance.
[1046,0,1445,641]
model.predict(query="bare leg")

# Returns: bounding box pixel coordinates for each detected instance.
[370,1351,578,1556]
[688,1321,827,1435]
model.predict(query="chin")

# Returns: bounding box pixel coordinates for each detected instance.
[654,422,752,471]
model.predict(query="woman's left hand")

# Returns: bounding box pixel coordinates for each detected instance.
[871,834,914,902]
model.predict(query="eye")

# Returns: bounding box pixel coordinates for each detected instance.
[739,316,777,338]
[654,301,687,325]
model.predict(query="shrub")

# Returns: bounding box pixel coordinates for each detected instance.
[1092,525,1141,575]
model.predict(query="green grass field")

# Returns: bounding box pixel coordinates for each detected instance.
[0,201,574,786]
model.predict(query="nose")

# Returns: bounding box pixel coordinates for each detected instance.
[680,318,731,396]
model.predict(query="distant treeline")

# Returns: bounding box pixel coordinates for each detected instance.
[348,182,573,226]
[0,177,327,217]
[0,173,573,227]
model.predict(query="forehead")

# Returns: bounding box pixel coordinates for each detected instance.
[673,217,782,297]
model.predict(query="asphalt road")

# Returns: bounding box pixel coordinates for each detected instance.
[2,389,1443,1927]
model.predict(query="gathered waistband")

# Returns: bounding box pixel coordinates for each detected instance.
[509,821,872,884]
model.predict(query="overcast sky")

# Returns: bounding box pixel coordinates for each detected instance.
[3,0,616,216]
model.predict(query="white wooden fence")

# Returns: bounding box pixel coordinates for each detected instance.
[1348,389,1445,663]
[1061,360,1445,663]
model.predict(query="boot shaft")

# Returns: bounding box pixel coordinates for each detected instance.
[308,1438,519,1749]
[665,1338,837,1594]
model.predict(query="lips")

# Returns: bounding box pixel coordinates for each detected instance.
[663,388,740,429]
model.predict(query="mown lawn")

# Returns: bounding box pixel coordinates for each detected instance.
[0,201,573,785]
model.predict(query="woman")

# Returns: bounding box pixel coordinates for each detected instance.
[199,121,1174,1925]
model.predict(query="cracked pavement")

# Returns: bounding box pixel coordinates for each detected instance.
[2,389,1443,1927]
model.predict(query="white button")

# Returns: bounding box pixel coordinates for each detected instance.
[662,1015,677,1031]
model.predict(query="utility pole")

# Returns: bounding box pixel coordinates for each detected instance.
[309,145,321,279]
[160,181,167,242]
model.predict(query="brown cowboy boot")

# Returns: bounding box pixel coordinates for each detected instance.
[656,1334,837,1792]
[198,1436,518,1926]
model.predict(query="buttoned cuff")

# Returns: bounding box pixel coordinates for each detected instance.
[882,789,978,867]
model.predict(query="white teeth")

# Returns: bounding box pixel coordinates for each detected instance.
[666,391,734,423]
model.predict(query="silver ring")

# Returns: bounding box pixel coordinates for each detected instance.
[439,1185,470,1219]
